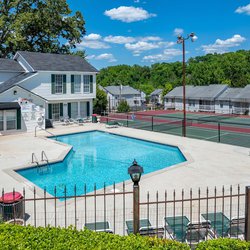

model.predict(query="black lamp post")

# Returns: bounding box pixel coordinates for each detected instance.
[177,32,197,137]
[128,159,144,234]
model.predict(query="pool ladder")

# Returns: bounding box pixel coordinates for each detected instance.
[32,151,51,174]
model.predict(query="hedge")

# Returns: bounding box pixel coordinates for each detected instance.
[0,224,189,250]
[195,238,250,250]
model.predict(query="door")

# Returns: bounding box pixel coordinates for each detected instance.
[6,110,17,130]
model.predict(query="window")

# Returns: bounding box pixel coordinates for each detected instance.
[0,111,3,131]
[55,75,63,94]
[75,75,81,93]
[71,75,81,93]
[6,110,16,130]
[220,102,223,108]
[52,104,60,121]
[83,75,90,93]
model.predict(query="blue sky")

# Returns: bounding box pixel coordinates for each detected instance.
[68,0,250,69]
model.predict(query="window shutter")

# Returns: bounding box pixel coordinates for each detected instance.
[86,101,90,117]
[51,74,55,94]
[71,75,75,94]
[17,109,21,130]
[60,103,63,117]
[68,103,71,118]
[63,75,67,94]
[48,104,52,119]
[90,75,93,93]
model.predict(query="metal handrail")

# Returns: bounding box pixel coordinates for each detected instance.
[31,153,39,165]
[41,151,49,163]
[35,126,57,140]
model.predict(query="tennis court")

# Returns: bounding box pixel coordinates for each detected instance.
[103,111,250,148]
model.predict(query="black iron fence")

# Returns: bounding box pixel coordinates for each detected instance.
[1,184,250,247]
[103,113,250,148]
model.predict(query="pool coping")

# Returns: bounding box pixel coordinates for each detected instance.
[3,128,193,206]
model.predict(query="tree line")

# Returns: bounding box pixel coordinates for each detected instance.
[97,50,250,95]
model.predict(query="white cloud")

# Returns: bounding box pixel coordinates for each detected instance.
[77,40,110,49]
[140,36,162,41]
[87,53,117,62]
[104,6,156,23]
[143,49,182,62]
[104,35,136,44]
[125,41,160,55]
[124,39,175,55]
[174,28,184,36]
[235,4,250,15]
[77,33,109,49]
[84,33,102,40]
[158,41,175,47]
[202,34,246,54]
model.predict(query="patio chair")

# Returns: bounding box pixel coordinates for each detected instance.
[126,219,164,238]
[77,118,84,126]
[62,118,70,126]
[185,221,216,247]
[105,120,123,129]
[164,216,190,242]
[227,216,245,240]
[83,221,113,233]
[201,212,230,237]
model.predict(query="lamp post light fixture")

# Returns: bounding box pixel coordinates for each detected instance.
[128,159,144,234]
[177,32,197,137]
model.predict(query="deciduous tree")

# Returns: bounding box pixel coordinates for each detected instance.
[0,0,85,58]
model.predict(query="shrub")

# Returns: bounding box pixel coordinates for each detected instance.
[117,100,130,113]
[195,238,250,250]
[0,224,189,250]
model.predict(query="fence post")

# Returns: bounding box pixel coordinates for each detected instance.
[182,119,184,137]
[245,186,250,241]
[133,184,140,234]
[127,115,129,127]
[218,123,221,142]
[151,116,154,131]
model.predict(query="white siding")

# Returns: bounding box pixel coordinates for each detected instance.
[0,86,46,132]
[18,71,96,101]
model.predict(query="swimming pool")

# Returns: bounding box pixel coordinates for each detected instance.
[17,131,186,197]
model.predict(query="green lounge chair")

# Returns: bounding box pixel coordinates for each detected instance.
[126,219,164,238]
[227,217,245,240]
[83,221,113,233]
[164,216,190,242]
[185,221,217,247]
[201,212,230,237]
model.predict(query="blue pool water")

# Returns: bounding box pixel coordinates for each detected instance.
[17,131,186,197]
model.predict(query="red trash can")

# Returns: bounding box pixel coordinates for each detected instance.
[92,114,98,123]
[0,192,24,221]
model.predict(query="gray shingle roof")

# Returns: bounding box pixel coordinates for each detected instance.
[104,85,140,95]
[165,85,228,101]
[150,89,163,96]
[231,85,250,102]
[16,51,98,72]
[216,88,243,101]
[0,72,37,93]
[0,59,24,72]
[165,85,195,98]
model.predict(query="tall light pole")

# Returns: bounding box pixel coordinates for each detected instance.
[177,32,196,137]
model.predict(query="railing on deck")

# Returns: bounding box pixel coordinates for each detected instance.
[1,184,249,247]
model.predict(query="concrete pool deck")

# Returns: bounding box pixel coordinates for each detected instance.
[1,122,250,197]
